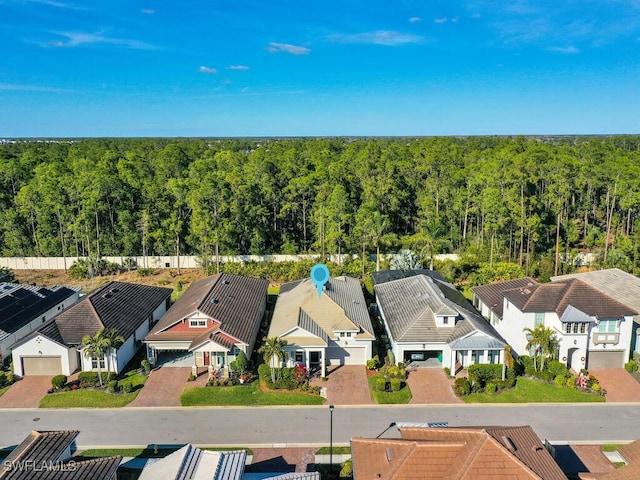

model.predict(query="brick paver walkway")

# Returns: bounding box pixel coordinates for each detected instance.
[247,447,317,473]
[311,365,373,405]
[0,376,51,408]
[127,367,208,407]
[590,368,640,402]
[406,368,462,404]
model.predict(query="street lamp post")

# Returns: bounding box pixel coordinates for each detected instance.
[329,404,335,475]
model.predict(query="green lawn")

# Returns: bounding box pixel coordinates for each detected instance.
[602,444,627,452]
[316,446,351,455]
[180,381,324,406]
[39,372,148,408]
[367,376,412,404]
[463,377,606,403]
[0,385,10,398]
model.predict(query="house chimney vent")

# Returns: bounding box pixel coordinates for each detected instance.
[385,448,395,462]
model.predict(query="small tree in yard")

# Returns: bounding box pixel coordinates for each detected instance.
[258,337,289,384]
[82,329,111,387]
[102,328,125,382]
[523,324,558,372]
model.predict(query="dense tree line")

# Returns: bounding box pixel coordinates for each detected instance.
[1,136,640,276]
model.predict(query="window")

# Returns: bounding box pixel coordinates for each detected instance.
[442,316,449,325]
[189,320,207,328]
[598,319,617,333]
[573,323,579,334]
[346,332,352,338]
[42,316,46,323]
[91,357,106,369]
[535,312,544,326]
[564,323,571,334]
[340,332,345,338]
[295,352,304,363]
[580,323,586,334]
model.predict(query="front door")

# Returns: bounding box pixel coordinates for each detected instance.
[310,351,320,371]
[216,352,225,367]
[203,352,210,366]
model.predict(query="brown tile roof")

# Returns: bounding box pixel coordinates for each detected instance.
[580,439,640,480]
[471,277,539,318]
[0,430,120,480]
[351,426,567,480]
[146,273,268,348]
[502,279,636,318]
[36,281,171,347]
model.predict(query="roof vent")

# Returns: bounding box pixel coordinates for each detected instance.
[385,448,395,462]
[532,446,544,452]
[501,436,516,452]
[223,280,230,285]
[103,293,112,299]
[210,298,219,305]
[109,288,119,294]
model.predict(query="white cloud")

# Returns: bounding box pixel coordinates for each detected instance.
[548,45,580,54]
[47,31,154,49]
[198,66,218,74]
[434,18,448,24]
[23,0,83,9]
[409,17,422,23]
[227,65,250,70]
[141,8,154,15]
[265,42,310,55]
[329,30,423,46]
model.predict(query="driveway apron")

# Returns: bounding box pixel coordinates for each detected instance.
[590,368,640,402]
[312,365,373,405]
[127,367,207,407]
[406,367,461,404]
[0,376,51,408]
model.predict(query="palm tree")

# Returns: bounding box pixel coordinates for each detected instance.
[82,329,111,386]
[102,328,125,382]
[258,337,289,384]
[523,324,558,372]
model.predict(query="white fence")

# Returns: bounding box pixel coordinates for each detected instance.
[0,253,461,270]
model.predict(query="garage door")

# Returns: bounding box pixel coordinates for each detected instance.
[588,351,625,369]
[326,347,366,366]
[22,356,62,376]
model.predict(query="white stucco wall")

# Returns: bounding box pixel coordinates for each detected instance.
[12,335,77,376]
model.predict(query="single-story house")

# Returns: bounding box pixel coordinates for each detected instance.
[351,424,567,479]
[579,436,640,479]
[11,281,171,376]
[0,282,80,363]
[1,430,121,480]
[374,271,507,372]
[144,273,268,373]
[267,276,374,377]
[472,277,637,370]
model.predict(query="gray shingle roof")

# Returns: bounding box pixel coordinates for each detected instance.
[298,309,329,343]
[0,430,120,480]
[147,273,268,346]
[375,274,505,346]
[36,282,171,347]
[372,269,447,286]
[325,276,374,335]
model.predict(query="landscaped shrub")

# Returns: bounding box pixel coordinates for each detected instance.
[548,360,570,378]
[230,350,248,375]
[107,380,119,393]
[566,376,577,389]
[51,375,67,390]
[485,382,497,394]
[5,372,13,385]
[386,364,406,380]
[366,355,379,370]
[443,367,451,377]
[137,267,155,277]
[141,359,151,374]
[292,364,307,385]
[376,377,387,392]
[625,361,638,373]
[340,459,353,479]
[554,375,567,387]
[77,371,109,387]
[122,382,133,393]
[453,377,471,397]
[187,374,196,382]
[390,378,402,392]
[0,371,7,388]
[468,364,503,387]
[591,382,601,393]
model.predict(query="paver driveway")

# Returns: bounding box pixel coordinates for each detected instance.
[312,366,373,405]
[406,368,461,404]
[127,367,208,407]
[0,376,51,408]
[590,368,640,402]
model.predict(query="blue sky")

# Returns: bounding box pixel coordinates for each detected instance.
[1,0,639,137]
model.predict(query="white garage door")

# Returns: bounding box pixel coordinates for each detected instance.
[22,356,62,376]
[588,351,625,369]
[326,347,366,366]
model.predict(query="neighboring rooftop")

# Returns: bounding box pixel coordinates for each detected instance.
[0,430,120,480]
[146,273,268,345]
[351,425,567,480]
[34,281,172,347]
[0,283,79,340]
[579,438,640,479]
[372,268,447,286]
[471,277,539,318]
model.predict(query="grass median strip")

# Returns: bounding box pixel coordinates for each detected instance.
[462,377,606,403]
[180,381,324,406]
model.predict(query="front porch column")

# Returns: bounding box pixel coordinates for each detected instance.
[321,349,326,378]
[499,349,504,364]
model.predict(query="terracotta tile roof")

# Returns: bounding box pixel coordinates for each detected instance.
[351,426,567,480]
[35,281,171,347]
[0,430,120,480]
[502,279,636,318]
[146,273,268,348]
[471,277,539,318]
[580,439,640,480]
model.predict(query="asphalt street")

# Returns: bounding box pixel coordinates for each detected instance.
[2,403,640,449]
